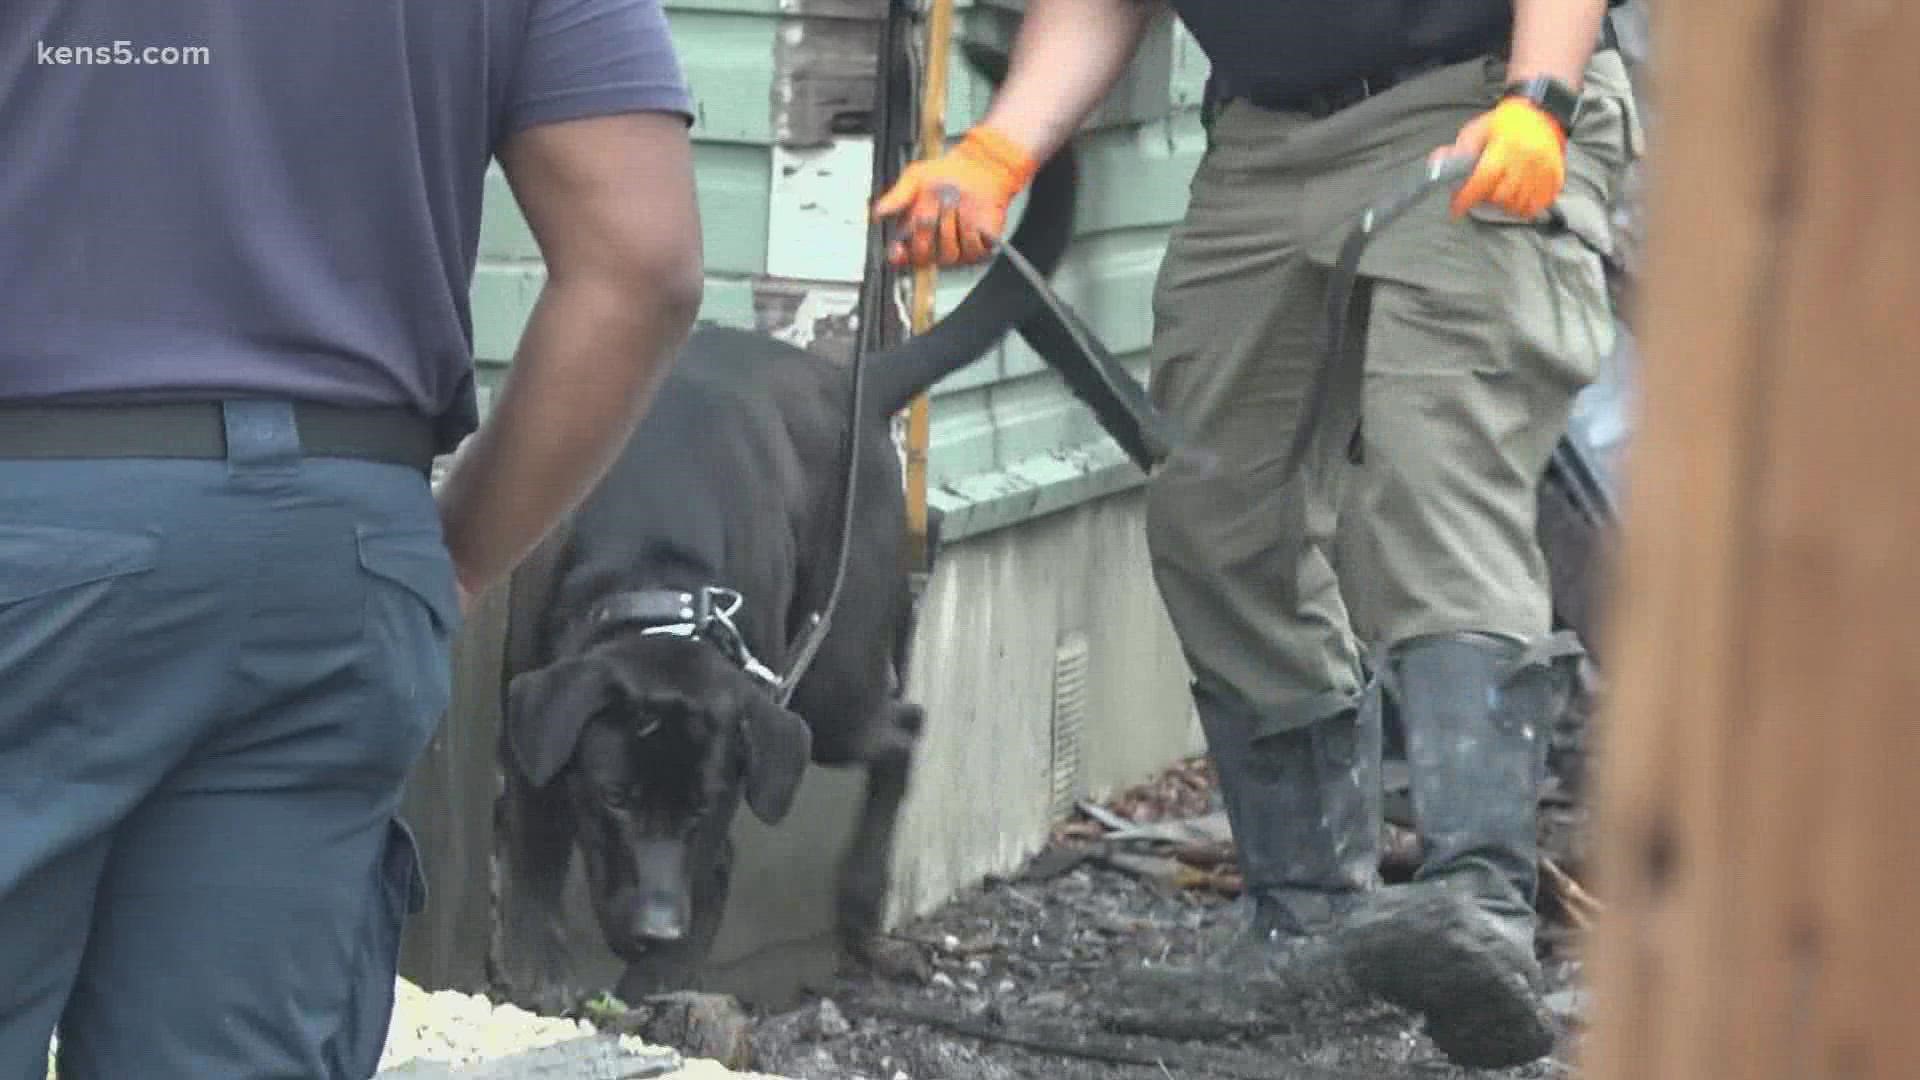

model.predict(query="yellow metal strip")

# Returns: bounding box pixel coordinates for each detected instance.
[904,0,955,572]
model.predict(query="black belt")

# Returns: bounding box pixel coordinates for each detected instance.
[1279,56,1456,119]
[0,401,439,474]
[1247,15,1621,119]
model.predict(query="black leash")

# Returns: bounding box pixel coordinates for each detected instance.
[770,0,917,706]
[1279,152,1622,549]
[1285,153,1476,488]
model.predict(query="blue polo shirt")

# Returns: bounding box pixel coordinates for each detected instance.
[0,0,695,451]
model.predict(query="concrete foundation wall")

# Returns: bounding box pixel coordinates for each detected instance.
[399,487,1201,1008]
[884,488,1200,924]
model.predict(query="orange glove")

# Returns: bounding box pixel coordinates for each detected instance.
[1433,96,1568,221]
[872,125,1038,269]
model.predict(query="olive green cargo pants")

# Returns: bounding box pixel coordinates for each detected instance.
[1145,51,1643,732]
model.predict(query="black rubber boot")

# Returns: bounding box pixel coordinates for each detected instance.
[1193,673,1384,947]
[1335,631,1581,1070]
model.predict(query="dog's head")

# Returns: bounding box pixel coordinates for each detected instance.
[504,634,810,954]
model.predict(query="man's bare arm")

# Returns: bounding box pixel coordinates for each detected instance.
[1507,0,1608,91]
[436,111,703,604]
[979,0,1165,164]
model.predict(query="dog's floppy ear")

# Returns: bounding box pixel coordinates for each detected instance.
[505,656,614,788]
[736,693,811,826]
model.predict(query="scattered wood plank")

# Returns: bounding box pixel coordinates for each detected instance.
[1102,811,1234,847]
[1020,843,1097,882]
[1096,851,1190,889]
[1168,840,1236,870]
[1075,800,1135,833]
[1541,857,1603,931]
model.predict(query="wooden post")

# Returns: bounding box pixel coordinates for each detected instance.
[903,0,956,572]
[1581,3,1920,1078]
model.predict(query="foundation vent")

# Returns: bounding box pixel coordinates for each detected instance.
[1050,633,1091,819]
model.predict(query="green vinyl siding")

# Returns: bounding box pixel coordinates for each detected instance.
[923,4,1207,534]
[468,0,1209,539]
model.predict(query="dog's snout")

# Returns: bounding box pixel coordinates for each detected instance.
[623,838,690,943]
[635,893,686,941]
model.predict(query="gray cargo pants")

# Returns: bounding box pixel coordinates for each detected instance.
[1146,50,1642,731]
[0,401,459,1078]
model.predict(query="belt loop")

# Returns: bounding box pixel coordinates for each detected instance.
[221,400,302,474]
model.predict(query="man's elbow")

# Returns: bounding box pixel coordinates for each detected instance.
[607,229,705,330]
[542,209,704,327]
[649,232,706,328]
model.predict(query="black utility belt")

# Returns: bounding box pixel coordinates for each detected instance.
[0,400,439,474]
[1245,16,1621,120]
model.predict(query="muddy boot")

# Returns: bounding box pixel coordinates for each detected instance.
[1336,631,1581,1069]
[1101,677,1385,1036]
[1194,673,1383,952]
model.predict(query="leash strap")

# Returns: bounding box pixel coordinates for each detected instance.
[770,0,917,707]
[1283,154,1477,483]
[1271,154,1478,552]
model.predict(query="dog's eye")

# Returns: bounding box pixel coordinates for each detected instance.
[596,784,632,809]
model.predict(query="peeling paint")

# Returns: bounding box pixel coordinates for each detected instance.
[752,278,863,362]
[766,140,875,282]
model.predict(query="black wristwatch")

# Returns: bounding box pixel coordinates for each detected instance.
[1503,76,1581,136]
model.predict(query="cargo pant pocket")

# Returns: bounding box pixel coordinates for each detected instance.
[1453,206,1617,397]
[0,522,159,789]
[326,817,429,1080]
[354,525,461,780]
[0,522,158,665]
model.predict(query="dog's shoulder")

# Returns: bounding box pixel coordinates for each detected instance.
[679,323,835,387]
[673,321,852,456]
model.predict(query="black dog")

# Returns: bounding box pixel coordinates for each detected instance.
[492,44,1078,1006]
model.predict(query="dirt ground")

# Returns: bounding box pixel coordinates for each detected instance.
[737,726,1598,1080]
[715,466,1614,1080]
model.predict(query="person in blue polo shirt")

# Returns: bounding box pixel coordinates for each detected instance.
[0,2,703,1076]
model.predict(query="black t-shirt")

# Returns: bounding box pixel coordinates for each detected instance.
[1171,0,1624,104]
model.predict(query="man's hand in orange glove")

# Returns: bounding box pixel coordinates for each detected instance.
[872,125,1038,269]
[1432,96,1568,221]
